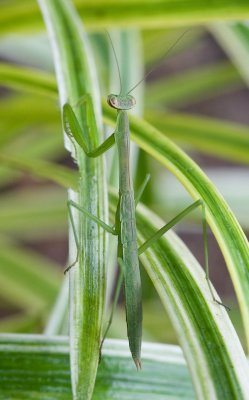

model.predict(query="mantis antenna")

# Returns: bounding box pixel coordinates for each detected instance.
[127,29,190,95]
[105,30,123,95]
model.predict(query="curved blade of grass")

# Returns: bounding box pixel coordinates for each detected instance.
[1,147,248,397]
[2,58,249,344]
[146,111,249,164]
[1,55,249,394]
[0,241,61,310]
[0,95,59,149]
[1,184,249,399]
[0,153,78,190]
[2,63,249,165]
[0,93,64,185]
[145,61,243,108]
[211,22,249,87]
[0,63,57,97]
[0,334,194,400]
[37,1,107,399]
[0,94,65,187]
[103,105,249,352]
[143,27,205,65]
[2,58,249,355]
[0,313,42,334]
[0,135,66,188]
[0,64,57,97]
[0,34,54,70]
[2,0,249,36]
[0,187,67,239]
[44,278,69,336]
[131,198,249,399]
[153,167,249,231]
[108,189,249,398]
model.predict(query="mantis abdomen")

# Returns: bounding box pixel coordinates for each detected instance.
[120,192,142,368]
[116,110,142,368]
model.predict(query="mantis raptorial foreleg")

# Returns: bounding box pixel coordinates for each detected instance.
[63,100,115,158]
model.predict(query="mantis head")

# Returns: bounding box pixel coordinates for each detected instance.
[107,93,136,110]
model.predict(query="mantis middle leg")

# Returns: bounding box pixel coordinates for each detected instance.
[138,199,229,310]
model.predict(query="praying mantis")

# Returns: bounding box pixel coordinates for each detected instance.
[63,37,227,370]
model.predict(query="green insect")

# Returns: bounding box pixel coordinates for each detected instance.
[63,89,146,369]
[63,35,227,369]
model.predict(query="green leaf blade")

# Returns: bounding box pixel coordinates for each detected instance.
[0,63,57,97]
[145,62,243,108]
[146,111,249,164]
[107,189,249,399]
[37,0,107,398]
[103,104,249,357]
[127,114,249,352]
[0,334,195,400]
[2,1,249,35]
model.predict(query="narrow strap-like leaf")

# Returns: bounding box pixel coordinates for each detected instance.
[37,1,107,398]
[103,105,249,354]
[2,1,249,36]
[0,334,195,399]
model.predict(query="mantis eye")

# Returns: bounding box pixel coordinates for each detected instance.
[128,95,136,107]
[107,94,119,109]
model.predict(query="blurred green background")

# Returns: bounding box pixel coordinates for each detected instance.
[1,19,249,349]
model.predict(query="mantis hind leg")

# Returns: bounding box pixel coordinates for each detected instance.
[138,199,229,311]
[99,269,124,362]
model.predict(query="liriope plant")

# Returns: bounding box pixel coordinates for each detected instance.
[0,1,249,399]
